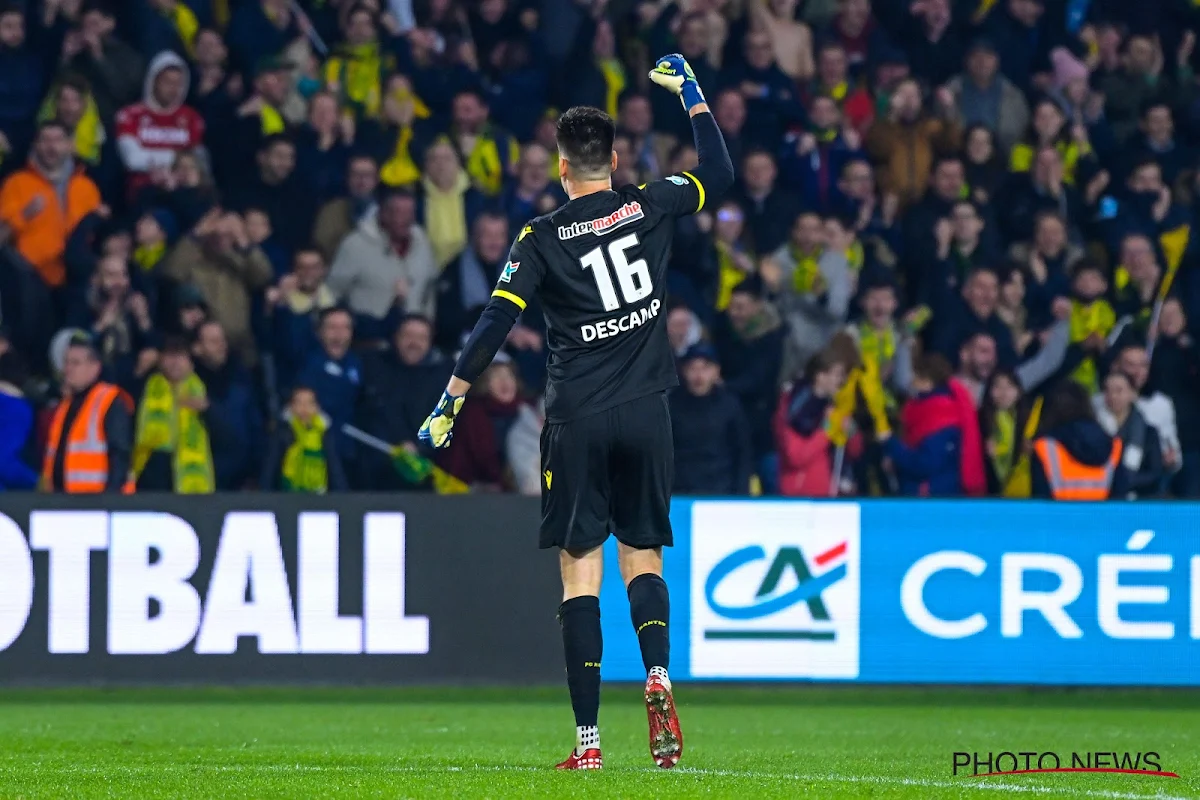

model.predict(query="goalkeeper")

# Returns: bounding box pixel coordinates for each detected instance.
[419,54,733,771]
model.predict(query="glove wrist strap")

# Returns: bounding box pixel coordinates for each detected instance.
[680,82,706,111]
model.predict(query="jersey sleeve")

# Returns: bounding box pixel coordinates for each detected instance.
[638,172,707,218]
[489,224,546,312]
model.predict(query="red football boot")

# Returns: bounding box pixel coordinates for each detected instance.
[555,748,603,770]
[644,673,683,768]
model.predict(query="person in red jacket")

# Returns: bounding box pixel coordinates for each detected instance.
[879,353,986,496]
[115,50,205,198]
[774,350,862,497]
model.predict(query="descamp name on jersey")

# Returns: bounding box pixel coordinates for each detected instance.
[559,201,645,240]
[581,298,662,342]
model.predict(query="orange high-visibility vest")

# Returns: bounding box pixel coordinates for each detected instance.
[1032,436,1123,501]
[42,383,135,494]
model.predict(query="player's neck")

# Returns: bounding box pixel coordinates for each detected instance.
[565,179,613,201]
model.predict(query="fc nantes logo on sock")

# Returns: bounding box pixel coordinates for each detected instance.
[544,470,553,490]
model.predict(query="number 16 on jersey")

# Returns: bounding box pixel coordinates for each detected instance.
[580,233,652,311]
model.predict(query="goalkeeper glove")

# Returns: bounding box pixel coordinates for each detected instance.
[648,53,706,112]
[418,391,465,449]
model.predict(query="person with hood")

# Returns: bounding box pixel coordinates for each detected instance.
[261,385,348,493]
[774,349,858,497]
[878,352,986,496]
[0,121,101,294]
[328,189,437,330]
[1030,378,1128,500]
[114,51,205,199]
[669,344,753,496]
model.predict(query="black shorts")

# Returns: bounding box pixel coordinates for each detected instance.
[539,392,674,551]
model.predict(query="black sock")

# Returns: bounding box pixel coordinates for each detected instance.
[558,595,602,728]
[627,573,670,673]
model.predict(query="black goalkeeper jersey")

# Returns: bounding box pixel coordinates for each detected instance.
[491,173,708,423]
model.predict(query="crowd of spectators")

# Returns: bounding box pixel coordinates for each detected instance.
[2,0,1200,498]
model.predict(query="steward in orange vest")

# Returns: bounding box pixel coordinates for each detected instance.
[1032,436,1123,500]
[41,339,135,494]
[1029,382,1129,500]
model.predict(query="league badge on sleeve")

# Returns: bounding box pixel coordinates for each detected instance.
[500,261,520,282]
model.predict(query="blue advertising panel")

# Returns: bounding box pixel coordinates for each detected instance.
[599,500,1200,685]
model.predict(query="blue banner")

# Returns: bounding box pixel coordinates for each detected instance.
[600,500,1200,685]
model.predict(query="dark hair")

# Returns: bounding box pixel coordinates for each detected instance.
[824,210,858,232]
[731,274,765,299]
[1037,379,1095,434]
[556,106,615,179]
[348,151,378,168]
[978,367,1029,442]
[259,133,294,152]
[396,312,433,334]
[1139,97,1172,118]
[318,306,353,327]
[932,154,964,173]
[37,119,69,138]
[57,73,91,96]
[161,335,191,356]
[0,2,23,16]
[913,352,953,387]
[1071,257,1107,281]
[803,349,842,383]
[1127,155,1161,176]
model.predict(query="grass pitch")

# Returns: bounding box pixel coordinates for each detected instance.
[0,686,1197,799]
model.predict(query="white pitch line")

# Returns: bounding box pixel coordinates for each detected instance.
[9,762,1195,799]
[673,767,1195,800]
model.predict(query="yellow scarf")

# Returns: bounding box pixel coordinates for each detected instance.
[134,372,215,494]
[134,242,166,272]
[38,87,104,164]
[381,126,421,187]
[423,171,471,269]
[790,247,822,294]
[715,242,747,310]
[285,284,336,314]
[1002,397,1042,498]
[989,409,1016,483]
[461,129,518,196]
[857,323,895,374]
[1009,140,1086,184]
[323,42,393,118]
[166,2,199,56]
[1068,298,1116,392]
[598,57,626,119]
[281,414,328,493]
[261,103,285,135]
